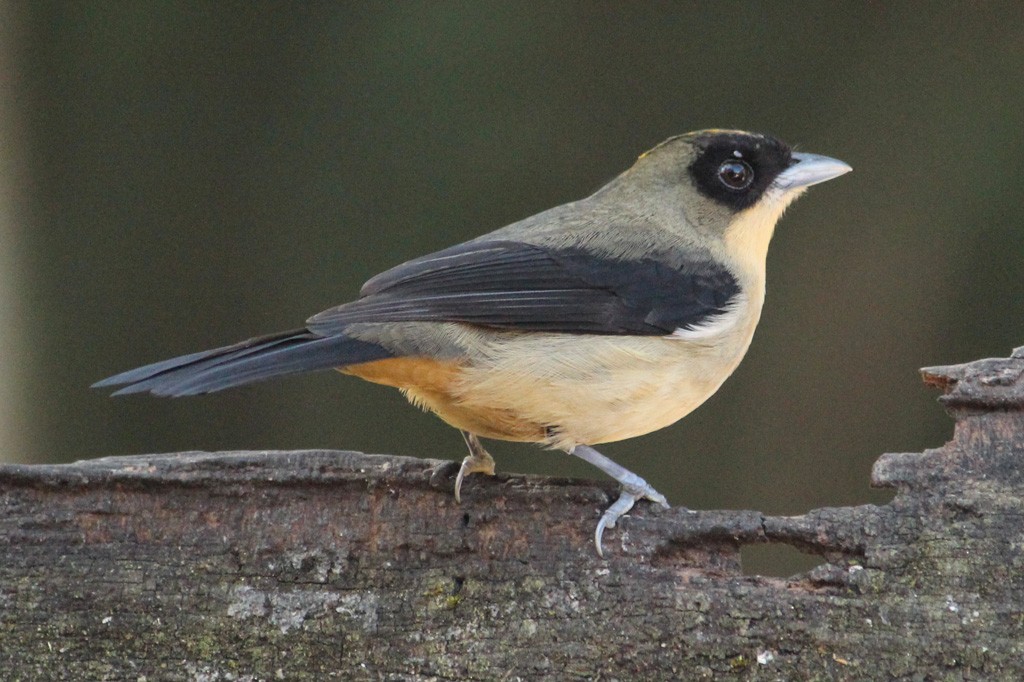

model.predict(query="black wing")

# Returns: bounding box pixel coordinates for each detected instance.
[308,240,740,336]
[92,329,394,396]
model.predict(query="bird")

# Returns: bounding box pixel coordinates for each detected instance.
[94,129,851,556]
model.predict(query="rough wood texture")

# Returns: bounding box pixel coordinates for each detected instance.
[3,346,1024,680]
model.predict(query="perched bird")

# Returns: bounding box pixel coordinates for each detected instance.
[95,130,851,556]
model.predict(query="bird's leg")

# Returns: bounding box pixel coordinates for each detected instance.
[454,431,496,503]
[569,444,670,557]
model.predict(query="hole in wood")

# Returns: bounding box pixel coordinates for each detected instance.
[741,542,823,578]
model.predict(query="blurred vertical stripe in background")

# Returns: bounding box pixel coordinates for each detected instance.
[0,1,31,463]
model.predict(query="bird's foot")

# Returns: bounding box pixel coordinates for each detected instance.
[594,476,669,558]
[454,431,496,503]
[569,444,671,557]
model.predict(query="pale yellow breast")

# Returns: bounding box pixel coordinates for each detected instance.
[450,306,762,448]
[343,290,764,449]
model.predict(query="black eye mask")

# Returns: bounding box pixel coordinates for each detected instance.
[688,132,794,210]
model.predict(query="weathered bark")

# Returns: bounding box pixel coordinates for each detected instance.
[3,347,1024,680]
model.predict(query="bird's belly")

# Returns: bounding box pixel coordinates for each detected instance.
[341,356,548,442]
[451,330,756,447]
[344,318,758,448]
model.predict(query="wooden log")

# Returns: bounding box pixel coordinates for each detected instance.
[3,346,1024,679]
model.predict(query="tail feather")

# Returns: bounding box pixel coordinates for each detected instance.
[93,329,393,397]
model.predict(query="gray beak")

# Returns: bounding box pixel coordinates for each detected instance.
[775,152,852,191]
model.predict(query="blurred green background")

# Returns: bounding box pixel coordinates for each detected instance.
[2,3,1023,574]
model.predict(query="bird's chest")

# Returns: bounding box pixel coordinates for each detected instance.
[577,323,759,443]
[455,300,763,446]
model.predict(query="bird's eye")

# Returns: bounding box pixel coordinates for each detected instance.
[717,159,754,190]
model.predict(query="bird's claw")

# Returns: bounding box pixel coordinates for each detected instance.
[454,431,496,503]
[594,479,670,558]
[453,453,495,503]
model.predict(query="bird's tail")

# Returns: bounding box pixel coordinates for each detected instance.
[92,329,393,397]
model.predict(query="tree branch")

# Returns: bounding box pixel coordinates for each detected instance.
[3,346,1024,679]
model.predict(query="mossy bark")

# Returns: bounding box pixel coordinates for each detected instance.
[3,347,1024,680]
